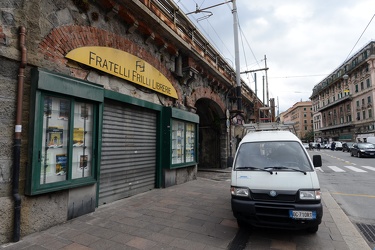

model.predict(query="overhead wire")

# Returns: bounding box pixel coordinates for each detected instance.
[344,13,375,63]
[179,0,234,59]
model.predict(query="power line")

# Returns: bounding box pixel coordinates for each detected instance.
[344,13,375,62]
[270,74,328,79]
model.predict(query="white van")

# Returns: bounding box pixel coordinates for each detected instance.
[231,130,323,233]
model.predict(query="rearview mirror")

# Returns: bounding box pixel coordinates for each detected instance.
[312,155,322,168]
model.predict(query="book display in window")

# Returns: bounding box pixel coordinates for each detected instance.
[47,126,63,148]
[27,69,100,195]
[41,96,70,184]
[72,102,93,179]
[185,123,195,162]
[171,120,184,164]
[59,99,69,120]
[55,154,67,175]
[73,127,84,147]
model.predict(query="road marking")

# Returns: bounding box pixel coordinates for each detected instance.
[362,166,375,171]
[316,167,324,172]
[331,192,375,198]
[343,166,367,172]
[327,166,346,172]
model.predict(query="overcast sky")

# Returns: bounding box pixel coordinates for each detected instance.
[174,0,375,114]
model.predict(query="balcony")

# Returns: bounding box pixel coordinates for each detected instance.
[317,95,352,112]
[319,121,353,131]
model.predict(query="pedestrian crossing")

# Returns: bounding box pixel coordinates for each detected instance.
[317,165,375,173]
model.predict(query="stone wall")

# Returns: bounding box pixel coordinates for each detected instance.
[0,0,230,243]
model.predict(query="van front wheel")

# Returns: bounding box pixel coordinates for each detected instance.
[237,219,247,228]
[307,225,319,233]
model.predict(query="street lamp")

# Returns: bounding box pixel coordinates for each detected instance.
[343,74,349,95]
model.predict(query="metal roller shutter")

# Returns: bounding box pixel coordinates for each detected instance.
[99,100,157,205]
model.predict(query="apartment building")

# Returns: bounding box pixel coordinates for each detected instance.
[311,41,375,144]
[280,101,313,140]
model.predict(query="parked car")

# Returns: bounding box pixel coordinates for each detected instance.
[350,143,375,158]
[334,141,343,151]
[342,142,354,152]
[303,143,310,149]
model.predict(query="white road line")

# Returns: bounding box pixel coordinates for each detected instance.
[361,166,375,171]
[343,166,367,172]
[316,167,324,172]
[327,166,346,172]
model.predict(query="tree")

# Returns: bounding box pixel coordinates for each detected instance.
[303,130,315,142]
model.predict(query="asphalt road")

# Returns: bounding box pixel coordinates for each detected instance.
[308,149,375,249]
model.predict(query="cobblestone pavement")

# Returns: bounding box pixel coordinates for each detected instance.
[1,168,370,250]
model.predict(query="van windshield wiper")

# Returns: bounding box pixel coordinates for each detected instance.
[236,166,273,175]
[265,166,306,175]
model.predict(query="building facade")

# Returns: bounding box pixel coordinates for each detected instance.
[311,41,375,144]
[280,101,313,141]
[0,0,261,243]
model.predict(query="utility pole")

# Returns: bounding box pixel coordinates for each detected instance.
[186,0,241,112]
[264,55,269,107]
[232,0,241,111]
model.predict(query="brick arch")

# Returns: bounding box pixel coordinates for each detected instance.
[191,86,226,114]
[38,25,182,100]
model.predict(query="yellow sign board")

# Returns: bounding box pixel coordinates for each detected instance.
[65,46,178,99]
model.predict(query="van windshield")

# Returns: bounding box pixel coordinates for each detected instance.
[234,141,312,171]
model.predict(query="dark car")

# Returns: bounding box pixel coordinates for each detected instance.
[342,142,354,152]
[350,143,375,158]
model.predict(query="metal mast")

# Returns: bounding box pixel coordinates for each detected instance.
[232,0,241,111]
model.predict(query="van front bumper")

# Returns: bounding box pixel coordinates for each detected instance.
[231,198,323,230]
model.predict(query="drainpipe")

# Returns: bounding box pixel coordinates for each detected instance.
[13,26,26,242]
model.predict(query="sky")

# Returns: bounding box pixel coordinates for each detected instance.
[173,0,375,114]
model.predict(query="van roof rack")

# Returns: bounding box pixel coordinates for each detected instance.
[243,122,296,134]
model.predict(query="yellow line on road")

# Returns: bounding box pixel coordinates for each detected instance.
[331,192,375,198]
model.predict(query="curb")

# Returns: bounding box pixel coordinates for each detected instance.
[323,190,371,250]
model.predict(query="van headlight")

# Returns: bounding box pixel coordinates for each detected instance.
[299,190,321,200]
[231,187,249,197]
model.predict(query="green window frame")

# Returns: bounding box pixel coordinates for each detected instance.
[162,107,199,169]
[171,119,196,164]
[26,68,103,195]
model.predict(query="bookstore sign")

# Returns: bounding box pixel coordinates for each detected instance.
[66,46,178,99]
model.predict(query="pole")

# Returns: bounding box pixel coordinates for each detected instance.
[262,76,265,105]
[232,0,241,111]
[264,55,269,107]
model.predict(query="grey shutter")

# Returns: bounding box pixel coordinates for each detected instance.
[99,100,157,205]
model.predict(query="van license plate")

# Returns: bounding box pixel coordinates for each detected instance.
[289,210,316,220]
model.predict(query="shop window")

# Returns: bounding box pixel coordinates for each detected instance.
[26,68,103,195]
[40,96,94,184]
[171,120,196,164]
[162,107,199,169]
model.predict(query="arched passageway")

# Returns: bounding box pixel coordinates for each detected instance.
[195,98,226,169]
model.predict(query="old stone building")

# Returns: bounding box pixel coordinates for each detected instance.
[280,101,313,141]
[311,41,375,144]
[0,0,262,243]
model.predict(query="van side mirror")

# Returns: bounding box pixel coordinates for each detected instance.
[312,155,322,168]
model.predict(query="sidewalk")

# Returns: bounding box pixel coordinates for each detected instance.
[1,172,371,250]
